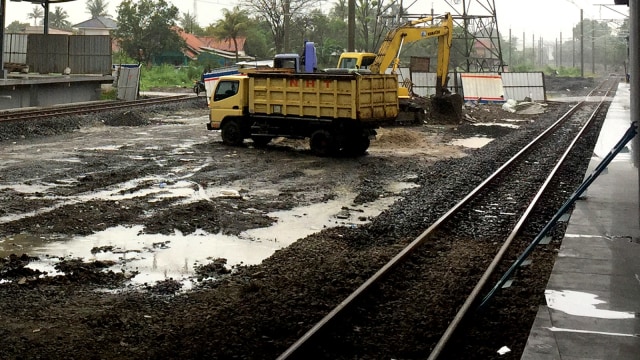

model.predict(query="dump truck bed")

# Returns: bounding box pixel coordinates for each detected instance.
[248,72,399,123]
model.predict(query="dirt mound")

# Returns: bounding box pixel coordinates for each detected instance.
[374,127,424,147]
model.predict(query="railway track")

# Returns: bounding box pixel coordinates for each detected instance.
[0,94,194,122]
[277,78,619,359]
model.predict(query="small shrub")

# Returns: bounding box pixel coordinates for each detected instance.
[100,88,117,100]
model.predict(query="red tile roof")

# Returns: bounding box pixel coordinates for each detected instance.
[199,36,246,52]
[174,28,246,55]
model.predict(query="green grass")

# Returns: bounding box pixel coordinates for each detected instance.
[100,88,117,100]
[112,52,204,91]
[138,64,201,91]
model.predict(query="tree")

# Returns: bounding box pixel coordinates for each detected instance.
[86,0,110,18]
[6,20,29,33]
[242,19,274,60]
[240,0,319,53]
[571,18,626,74]
[114,0,185,66]
[49,6,71,30]
[288,9,342,67]
[355,0,401,52]
[209,6,250,63]
[27,6,44,26]
[179,11,203,35]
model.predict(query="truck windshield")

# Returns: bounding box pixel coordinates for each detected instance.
[214,80,239,101]
[340,58,357,69]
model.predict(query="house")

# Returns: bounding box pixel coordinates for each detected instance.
[72,16,117,36]
[164,27,253,67]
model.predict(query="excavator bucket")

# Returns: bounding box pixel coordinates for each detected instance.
[431,93,463,123]
[394,92,463,125]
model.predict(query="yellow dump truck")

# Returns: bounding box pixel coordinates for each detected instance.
[207,72,399,156]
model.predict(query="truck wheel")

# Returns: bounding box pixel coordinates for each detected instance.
[251,136,272,147]
[343,135,370,156]
[221,120,244,146]
[310,130,336,157]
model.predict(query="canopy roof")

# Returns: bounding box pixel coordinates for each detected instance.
[10,0,77,3]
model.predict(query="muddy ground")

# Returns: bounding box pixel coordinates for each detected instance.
[0,76,595,359]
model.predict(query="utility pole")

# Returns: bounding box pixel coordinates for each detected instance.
[348,0,355,51]
[592,24,596,74]
[555,38,558,67]
[509,28,512,68]
[572,35,576,68]
[283,0,290,53]
[540,37,544,66]
[580,8,584,77]
[0,0,5,78]
[522,32,525,65]
[560,32,563,68]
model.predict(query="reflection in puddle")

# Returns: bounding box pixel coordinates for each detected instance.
[449,136,493,148]
[472,122,520,129]
[85,145,122,151]
[1,181,415,286]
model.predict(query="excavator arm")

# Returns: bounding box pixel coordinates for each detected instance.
[335,12,460,122]
[371,13,461,122]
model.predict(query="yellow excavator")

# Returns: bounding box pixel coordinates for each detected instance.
[335,13,462,123]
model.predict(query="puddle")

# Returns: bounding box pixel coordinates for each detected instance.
[502,119,531,124]
[0,184,55,193]
[86,145,123,151]
[0,181,415,287]
[545,289,635,319]
[449,136,493,148]
[472,122,520,129]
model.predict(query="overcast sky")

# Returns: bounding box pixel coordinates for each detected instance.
[3,0,629,46]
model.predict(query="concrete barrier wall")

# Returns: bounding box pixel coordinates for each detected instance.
[0,77,113,110]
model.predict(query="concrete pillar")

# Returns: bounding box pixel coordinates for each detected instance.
[631,0,640,224]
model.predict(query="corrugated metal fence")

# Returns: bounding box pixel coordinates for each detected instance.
[69,36,112,74]
[400,68,546,102]
[3,34,27,64]
[21,35,111,75]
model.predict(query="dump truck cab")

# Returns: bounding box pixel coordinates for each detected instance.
[208,75,249,132]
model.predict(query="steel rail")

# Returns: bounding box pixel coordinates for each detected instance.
[277,92,594,360]
[426,78,618,360]
[0,95,193,123]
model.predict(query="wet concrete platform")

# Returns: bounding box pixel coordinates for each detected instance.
[521,82,640,359]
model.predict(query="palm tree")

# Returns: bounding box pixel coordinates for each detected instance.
[180,11,198,34]
[86,0,110,18]
[49,6,71,30]
[210,6,249,63]
[27,6,44,26]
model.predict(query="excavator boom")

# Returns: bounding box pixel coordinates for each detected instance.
[370,13,453,90]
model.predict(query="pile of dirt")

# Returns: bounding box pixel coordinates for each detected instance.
[374,127,425,147]
[103,110,150,126]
